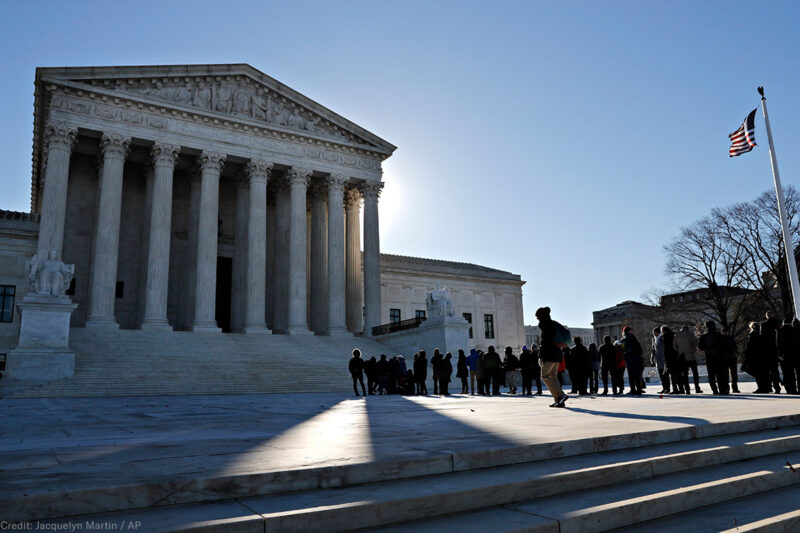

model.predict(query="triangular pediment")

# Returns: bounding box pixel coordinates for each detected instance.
[37,64,396,154]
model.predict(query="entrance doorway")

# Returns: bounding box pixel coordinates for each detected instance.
[215,256,232,333]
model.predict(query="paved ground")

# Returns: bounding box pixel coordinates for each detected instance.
[1,380,798,503]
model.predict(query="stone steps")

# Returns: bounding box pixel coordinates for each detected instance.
[20,415,800,531]
[613,484,800,532]
[0,328,390,398]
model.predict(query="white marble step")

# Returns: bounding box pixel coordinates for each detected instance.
[31,430,800,533]
[613,484,800,533]
[373,454,800,533]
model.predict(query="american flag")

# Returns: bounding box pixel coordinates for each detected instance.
[729,108,758,157]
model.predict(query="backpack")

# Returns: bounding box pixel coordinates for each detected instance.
[553,321,571,348]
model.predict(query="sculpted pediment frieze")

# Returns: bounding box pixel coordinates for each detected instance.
[66,76,375,148]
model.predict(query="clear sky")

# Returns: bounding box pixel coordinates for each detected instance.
[2,1,799,328]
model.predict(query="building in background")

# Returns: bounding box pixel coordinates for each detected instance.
[525,325,594,347]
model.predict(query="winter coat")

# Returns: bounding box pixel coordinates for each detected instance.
[440,356,453,382]
[483,349,502,372]
[570,343,590,372]
[777,324,796,361]
[538,318,562,363]
[760,317,780,358]
[699,330,724,359]
[615,346,627,369]
[431,352,444,375]
[503,353,519,372]
[414,355,428,380]
[365,358,377,378]
[467,349,479,371]
[476,353,486,379]
[588,345,601,371]
[520,349,536,374]
[348,356,364,375]
[675,328,698,362]
[621,334,643,367]
[456,356,468,378]
[653,335,665,368]
[599,342,616,369]
[743,331,762,376]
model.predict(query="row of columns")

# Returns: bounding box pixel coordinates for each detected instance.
[36,121,383,336]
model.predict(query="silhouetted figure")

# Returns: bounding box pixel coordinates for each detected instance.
[531,344,543,394]
[536,306,568,407]
[467,348,479,394]
[431,349,444,395]
[653,326,670,394]
[475,350,486,395]
[613,340,626,395]
[456,350,469,393]
[675,325,700,394]
[598,336,615,395]
[745,322,769,392]
[570,337,590,395]
[778,319,797,394]
[348,349,367,397]
[520,345,535,395]
[621,327,644,395]
[699,321,729,395]
[503,346,519,394]
[721,327,740,393]
[588,342,600,394]
[365,356,378,395]
[661,326,683,394]
[760,311,782,393]
[414,351,428,395]
[483,346,502,395]
[376,354,389,395]
[439,352,453,395]
[405,369,416,395]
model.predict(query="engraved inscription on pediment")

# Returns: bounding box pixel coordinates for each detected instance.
[76,77,373,146]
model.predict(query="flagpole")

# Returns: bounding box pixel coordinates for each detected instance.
[759,86,800,319]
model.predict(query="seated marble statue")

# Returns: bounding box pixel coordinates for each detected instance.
[28,250,74,297]
[426,283,456,319]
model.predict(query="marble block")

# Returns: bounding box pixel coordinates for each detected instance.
[6,295,78,381]
[375,315,470,357]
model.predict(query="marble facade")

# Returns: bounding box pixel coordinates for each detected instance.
[28,64,395,337]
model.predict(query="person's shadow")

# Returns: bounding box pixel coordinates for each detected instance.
[565,406,709,426]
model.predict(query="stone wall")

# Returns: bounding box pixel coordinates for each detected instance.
[0,212,38,353]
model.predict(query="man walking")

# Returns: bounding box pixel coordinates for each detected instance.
[536,307,568,407]
[348,349,367,397]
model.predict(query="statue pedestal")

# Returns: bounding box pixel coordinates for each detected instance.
[6,295,78,381]
[375,315,470,359]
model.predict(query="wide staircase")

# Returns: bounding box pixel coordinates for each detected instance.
[13,413,800,532]
[0,328,388,398]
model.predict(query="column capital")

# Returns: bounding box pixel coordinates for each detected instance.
[345,187,362,207]
[44,121,78,152]
[246,159,272,184]
[199,150,227,172]
[360,180,384,200]
[287,167,312,187]
[151,142,181,168]
[100,132,131,160]
[327,173,349,193]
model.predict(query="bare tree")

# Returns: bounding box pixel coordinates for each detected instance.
[663,216,755,337]
[713,186,800,318]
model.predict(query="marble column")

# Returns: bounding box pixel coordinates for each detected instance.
[86,132,131,329]
[244,159,271,333]
[37,121,77,258]
[141,142,180,331]
[326,174,349,336]
[183,171,201,329]
[272,179,289,333]
[361,181,383,336]
[286,167,313,335]
[231,175,249,332]
[309,182,328,334]
[191,151,226,332]
[345,188,363,333]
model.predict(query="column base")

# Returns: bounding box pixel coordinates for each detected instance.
[326,327,352,338]
[86,315,120,330]
[191,321,221,333]
[244,324,272,334]
[141,318,173,332]
[5,349,75,381]
[286,325,314,336]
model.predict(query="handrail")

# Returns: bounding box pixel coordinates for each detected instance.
[372,316,425,336]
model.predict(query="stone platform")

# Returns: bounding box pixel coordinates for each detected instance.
[1,389,799,531]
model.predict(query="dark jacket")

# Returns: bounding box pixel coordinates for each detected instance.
[538,318,562,363]
[699,330,724,359]
[431,352,444,375]
[777,324,796,360]
[503,353,519,372]
[570,343,590,371]
[348,356,364,375]
[456,355,468,378]
[365,357,377,378]
[440,355,453,382]
[621,334,643,367]
[760,317,780,357]
[743,331,762,375]
[414,355,428,380]
[520,348,536,374]
[599,342,616,369]
[483,348,502,371]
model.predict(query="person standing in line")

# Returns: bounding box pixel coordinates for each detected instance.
[439,352,453,396]
[365,356,378,395]
[598,336,616,395]
[503,346,520,394]
[760,311,783,393]
[414,350,428,395]
[520,345,535,396]
[721,327,741,393]
[777,319,797,394]
[621,326,644,395]
[467,348,479,394]
[456,349,469,394]
[564,343,578,394]
[531,344,543,394]
[570,337,590,395]
[475,349,486,395]
[699,321,730,395]
[653,327,670,394]
[675,325,700,393]
[588,342,600,394]
[348,349,367,397]
[536,306,569,407]
[431,348,444,395]
[744,322,767,392]
[483,345,503,395]
[661,326,683,394]
[558,347,567,386]
[790,319,800,394]
[613,340,626,395]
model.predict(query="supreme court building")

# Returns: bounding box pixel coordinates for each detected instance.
[0,65,526,391]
